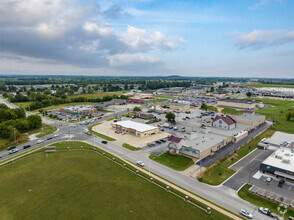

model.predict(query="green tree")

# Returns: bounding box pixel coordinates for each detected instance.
[286,111,293,121]
[200,103,208,110]
[246,92,252,98]
[27,115,42,129]
[133,106,142,112]
[165,112,175,122]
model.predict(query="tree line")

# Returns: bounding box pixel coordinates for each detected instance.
[0,104,42,141]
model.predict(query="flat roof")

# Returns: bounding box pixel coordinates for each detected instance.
[209,122,251,137]
[267,131,294,146]
[218,99,262,104]
[113,120,157,133]
[62,105,94,111]
[233,113,265,122]
[261,148,294,173]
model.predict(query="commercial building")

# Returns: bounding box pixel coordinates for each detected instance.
[260,148,294,181]
[135,113,154,120]
[60,105,97,116]
[162,102,190,112]
[217,98,264,109]
[212,115,236,130]
[112,120,159,137]
[232,113,266,131]
[93,99,126,109]
[168,130,230,159]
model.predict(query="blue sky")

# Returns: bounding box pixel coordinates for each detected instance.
[0,0,293,78]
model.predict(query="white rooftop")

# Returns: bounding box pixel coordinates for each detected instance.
[267,131,294,147]
[233,113,265,122]
[113,120,157,133]
[262,148,294,173]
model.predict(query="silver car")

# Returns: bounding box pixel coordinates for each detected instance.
[240,209,253,219]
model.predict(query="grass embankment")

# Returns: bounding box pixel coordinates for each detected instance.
[88,123,116,141]
[246,84,294,88]
[149,98,168,103]
[27,123,57,138]
[0,141,228,219]
[221,107,245,115]
[107,117,116,121]
[199,128,275,185]
[253,98,294,133]
[238,184,294,218]
[122,143,139,151]
[149,152,194,171]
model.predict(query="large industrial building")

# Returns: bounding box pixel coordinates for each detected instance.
[112,120,159,137]
[162,102,190,112]
[217,98,264,109]
[260,148,294,181]
[60,105,97,116]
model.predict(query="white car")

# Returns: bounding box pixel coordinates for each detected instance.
[37,139,44,144]
[266,177,273,183]
[136,161,145,167]
[240,209,253,219]
[9,149,19,154]
[53,134,59,138]
[258,207,271,216]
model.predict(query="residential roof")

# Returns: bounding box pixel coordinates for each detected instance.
[168,135,182,143]
[113,120,157,133]
[213,115,236,125]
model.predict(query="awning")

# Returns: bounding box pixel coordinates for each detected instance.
[274,171,294,181]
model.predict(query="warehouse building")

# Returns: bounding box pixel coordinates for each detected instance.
[162,102,190,112]
[260,148,294,181]
[232,113,266,131]
[112,120,159,137]
[217,98,264,109]
[60,105,97,116]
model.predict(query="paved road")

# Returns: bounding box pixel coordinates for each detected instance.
[0,97,17,109]
[197,121,271,167]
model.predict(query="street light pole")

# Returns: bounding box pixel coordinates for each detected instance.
[14,128,16,143]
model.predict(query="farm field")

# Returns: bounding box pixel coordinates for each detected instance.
[0,142,228,219]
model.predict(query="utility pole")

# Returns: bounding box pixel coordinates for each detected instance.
[14,128,16,143]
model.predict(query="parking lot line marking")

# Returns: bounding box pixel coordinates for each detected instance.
[291,200,294,207]
[276,181,279,186]
[289,185,292,190]
[261,190,266,196]
[268,192,273,198]
[255,187,260,193]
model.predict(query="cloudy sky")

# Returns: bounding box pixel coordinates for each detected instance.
[0,0,293,78]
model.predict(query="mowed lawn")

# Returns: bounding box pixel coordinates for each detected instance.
[254,98,294,133]
[0,146,227,219]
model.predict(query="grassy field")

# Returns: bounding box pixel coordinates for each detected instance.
[0,142,228,219]
[238,184,294,218]
[221,107,245,115]
[199,128,275,185]
[149,152,194,171]
[0,138,10,147]
[68,91,128,99]
[246,84,294,88]
[27,123,57,138]
[149,98,168,103]
[122,143,139,151]
[253,98,294,133]
[88,123,116,141]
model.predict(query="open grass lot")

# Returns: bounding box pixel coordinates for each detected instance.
[31,102,93,112]
[246,84,294,88]
[200,128,275,185]
[149,152,194,171]
[238,184,294,218]
[221,107,245,115]
[253,98,294,133]
[122,143,139,151]
[88,123,116,141]
[0,142,228,219]
[27,123,57,138]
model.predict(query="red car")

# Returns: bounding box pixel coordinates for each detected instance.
[98,116,102,119]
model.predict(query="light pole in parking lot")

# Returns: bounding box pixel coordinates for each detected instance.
[249,168,252,183]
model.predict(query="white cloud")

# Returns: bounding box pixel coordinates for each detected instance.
[83,22,114,36]
[108,53,162,66]
[233,30,294,49]
[249,0,286,10]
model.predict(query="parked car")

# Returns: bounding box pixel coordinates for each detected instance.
[9,149,19,154]
[169,126,173,129]
[98,116,102,119]
[266,177,273,183]
[7,145,16,151]
[47,137,53,140]
[278,179,285,187]
[137,161,144,167]
[174,127,178,130]
[160,128,164,131]
[155,140,161,144]
[186,116,190,119]
[258,207,272,216]
[239,209,253,219]
[23,145,31,149]
[160,139,166,143]
[182,118,186,120]
[101,141,108,144]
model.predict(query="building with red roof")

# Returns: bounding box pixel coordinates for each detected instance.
[212,115,236,130]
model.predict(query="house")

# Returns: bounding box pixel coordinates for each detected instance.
[212,115,236,130]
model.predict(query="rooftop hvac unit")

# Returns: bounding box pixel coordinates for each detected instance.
[285,153,290,157]
[275,155,283,160]
[282,159,290,164]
